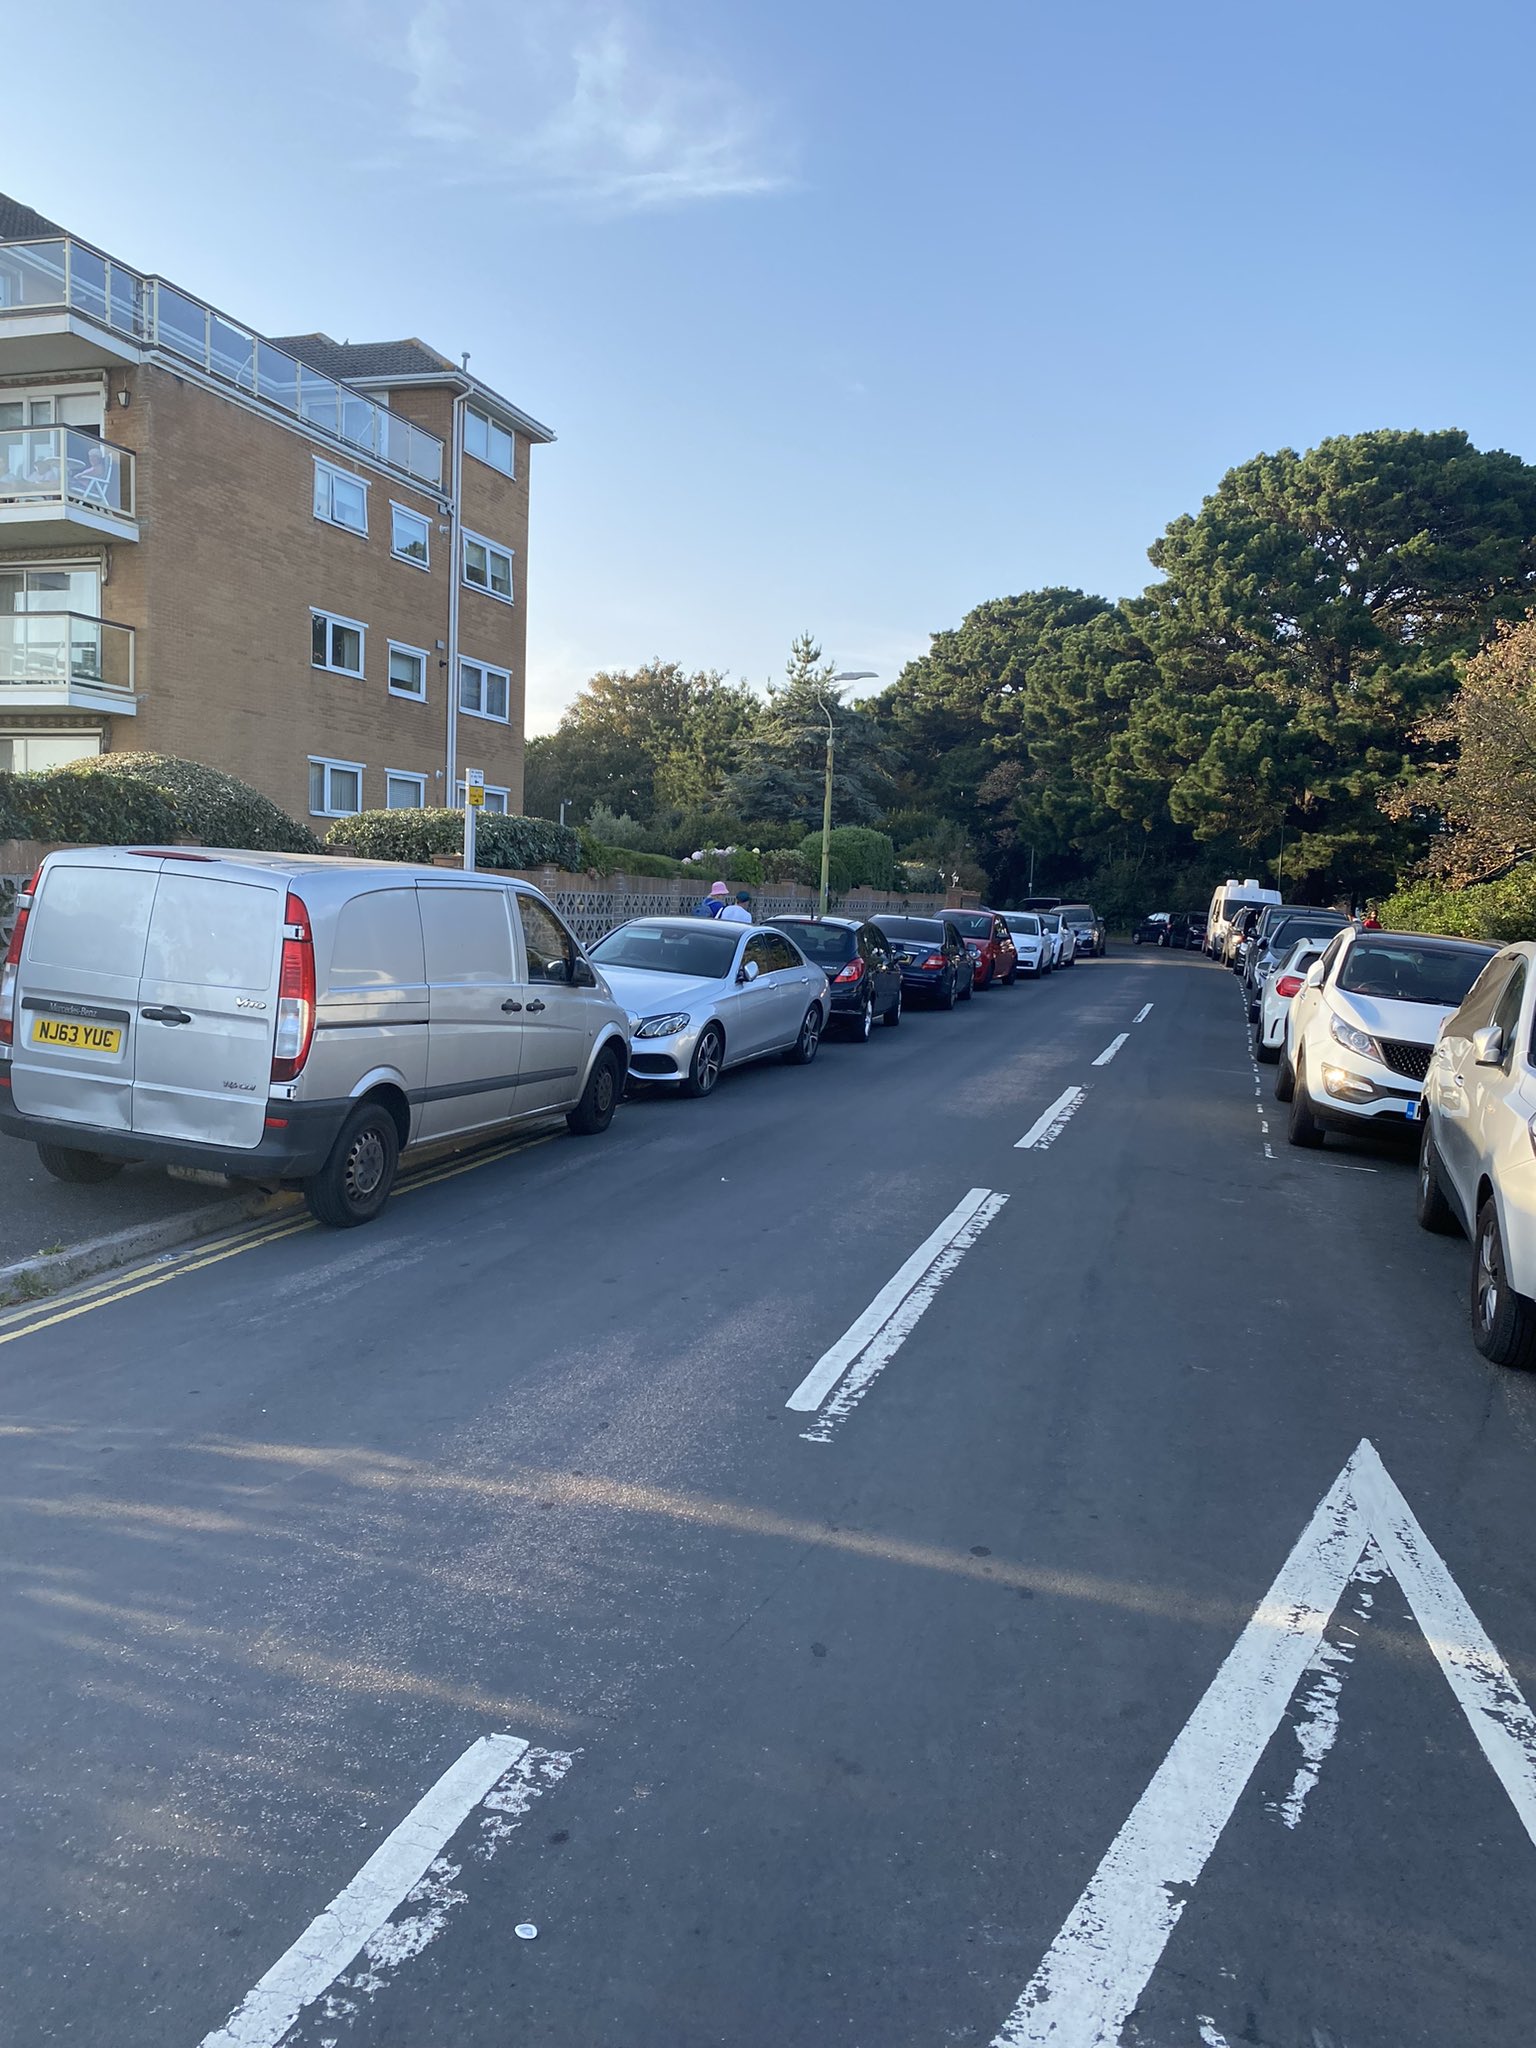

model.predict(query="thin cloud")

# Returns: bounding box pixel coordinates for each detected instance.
[361,0,790,211]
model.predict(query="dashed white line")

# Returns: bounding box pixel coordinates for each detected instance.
[1015,1087,1086,1151]
[787,1189,1005,1414]
[1093,1034,1129,1067]
[1133,1003,1153,1023]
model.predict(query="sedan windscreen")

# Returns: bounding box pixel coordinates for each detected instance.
[947,913,995,939]
[1336,941,1495,1006]
[1265,917,1348,952]
[877,918,944,943]
[591,924,740,978]
[774,923,854,966]
[1005,916,1041,936]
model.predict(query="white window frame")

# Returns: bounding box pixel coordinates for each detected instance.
[312,458,370,536]
[454,781,509,814]
[311,607,367,678]
[458,655,511,724]
[385,769,428,809]
[389,500,431,569]
[386,639,429,701]
[462,529,514,604]
[309,755,365,818]
[463,404,516,478]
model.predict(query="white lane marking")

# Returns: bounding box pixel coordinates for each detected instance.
[199,1733,531,2048]
[787,1190,999,1412]
[1133,1004,1153,1024]
[1015,1087,1086,1151]
[1198,2023,1232,2048]
[799,1193,1008,1444]
[989,1439,1536,2047]
[1093,1035,1129,1067]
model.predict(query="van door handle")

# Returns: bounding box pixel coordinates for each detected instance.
[141,1006,192,1025]
[526,999,546,1013]
[501,999,523,1013]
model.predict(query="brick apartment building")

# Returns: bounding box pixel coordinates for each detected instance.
[0,193,553,826]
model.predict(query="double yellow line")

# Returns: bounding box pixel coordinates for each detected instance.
[0,1129,557,1349]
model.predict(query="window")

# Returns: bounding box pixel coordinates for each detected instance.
[0,731,101,772]
[390,503,430,567]
[463,532,513,601]
[387,642,428,699]
[419,887,514,984]
[743,935,777,978]
[464,405,515,477]
[312,609,365,677]
[459,657,510,721]
[764,935,801,973]
[309,757,363,817]
[454,781,508,813]
[517,895,576,983]
[312,460,368,535]
[386,771,427,809]
[1492,965,1526,1068]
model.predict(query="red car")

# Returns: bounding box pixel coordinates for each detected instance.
[949,911,1018,988]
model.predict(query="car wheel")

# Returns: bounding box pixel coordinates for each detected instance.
[36,1143,125,1185]
[960,973,974,1002]
[942,977,957,1010]
[304,1101,399,1228]
[1006,963,1018,985]
[1472,1199,1536,1367]
[785,1004,823,1064]
[883,986,902,1026]
[1133,935,1142,945]
[1254,1026,1279,1065]
[1415,1124,1459,1236]
[1286,1057,1326,1148]
[567,1046,624,1135]
[852,995,874,1042]
[682,1023,725,1098]
[1274,1042,1296,1102]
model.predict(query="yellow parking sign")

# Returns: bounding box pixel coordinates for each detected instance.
[465,769,485,810]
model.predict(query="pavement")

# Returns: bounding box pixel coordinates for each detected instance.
[0,1124,231,1268]
[2,947,1534,2047]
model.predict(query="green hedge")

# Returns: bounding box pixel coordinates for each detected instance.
[578,835,682,877]
[1380,869,1536,943]
[326,807,582,870]
[0,766,175,844]
[1,753,315,852]
[800,826,897,891]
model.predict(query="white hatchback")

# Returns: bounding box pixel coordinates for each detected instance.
[1000,911,1047,978]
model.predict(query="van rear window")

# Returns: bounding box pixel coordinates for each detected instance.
[330,889,426,988]
[27,866,155,981]
[142,875,280,991]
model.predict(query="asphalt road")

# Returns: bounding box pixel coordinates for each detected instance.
[3,947,1535,2047]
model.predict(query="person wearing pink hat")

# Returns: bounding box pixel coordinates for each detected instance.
[694,880,731,919]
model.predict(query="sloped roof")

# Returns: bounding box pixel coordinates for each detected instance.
[0,193,65,241]
[271,332,458,381]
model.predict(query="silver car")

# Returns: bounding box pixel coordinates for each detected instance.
[590,917,829,1097]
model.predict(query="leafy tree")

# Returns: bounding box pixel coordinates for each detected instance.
[726,635,895,826]
[799,826,898,890]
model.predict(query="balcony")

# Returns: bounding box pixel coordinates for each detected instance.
[0,426,137,543]
[0,612,136,716]
[0,238,444,488]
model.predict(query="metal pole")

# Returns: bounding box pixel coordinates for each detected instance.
[464,796,477,872]
[818,700,835,915]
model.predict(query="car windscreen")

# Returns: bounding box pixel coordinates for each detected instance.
[948,913,995,938]
[1004,914,1041,935]
[773,922,854,965]
[1057,905,1092,922]
[1039,913,1062,930]
[1336,940,1495,1006]
[590,924,739,978]
[1265,916,1347,952]
[876,917,943,943]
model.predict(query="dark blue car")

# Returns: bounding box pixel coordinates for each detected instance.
[870,914,975,1009]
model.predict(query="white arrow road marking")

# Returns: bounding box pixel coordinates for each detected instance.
[787,1189,1007,1438]
[1133,1004,1153,1023]
[1092,1036,1129,1067]
[1015,1088,1086,1150]
[198,1736,572,2048]
[988,1439,1536,2047]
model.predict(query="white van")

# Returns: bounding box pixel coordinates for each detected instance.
[0,847,631,1226]
[1205,878,1280,959]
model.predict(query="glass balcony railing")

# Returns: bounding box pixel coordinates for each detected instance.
[0,612,134,694]
[0,425,135,518]
[0,238,444,489]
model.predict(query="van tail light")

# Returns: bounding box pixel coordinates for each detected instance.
[271,891,315,1083]
[920,953,947,970]
[1273,973,1305,999]
[833,959,865,983]
[0,865,42,1049]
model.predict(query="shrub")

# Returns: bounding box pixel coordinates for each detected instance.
[0,765,176,845]
[585,803,649,850]
[579,835,682,877]
[762,847,810,883]
[897,861,946,893]
[800,826,897,891]
[1380,867,1536,943]
[727,846,763,886]
[52,752,318,851]
[326,808,581,870]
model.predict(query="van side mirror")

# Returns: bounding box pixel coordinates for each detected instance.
[572,957,597,989]
[1473,1024,1505,1066]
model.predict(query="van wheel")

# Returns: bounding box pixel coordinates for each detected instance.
[1415,1125,1458,1236]
[568,1047,623,1135]
[1472,1200,1536,1367]
[682,1024,725,1098]
[304,1102,399,1228]
[1287,1059,1326,1148]
[785,1005,823,1064]
[37,1143,124,1185]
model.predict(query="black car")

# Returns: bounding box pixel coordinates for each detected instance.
[871,914,975,1008]
[767,916,903,1039]
[1133,913,1172,946]
[1166,912,1203,950]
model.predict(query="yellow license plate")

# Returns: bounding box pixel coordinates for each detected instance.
[32,1017,123,1055]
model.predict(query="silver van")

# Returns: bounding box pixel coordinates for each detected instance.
[0,847,631,1226]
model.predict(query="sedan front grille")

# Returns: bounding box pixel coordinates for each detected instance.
[1379,1038,1432,1082]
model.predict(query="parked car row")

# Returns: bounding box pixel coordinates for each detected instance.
[0,848,1101,1231]
[1254,911,1536,1371]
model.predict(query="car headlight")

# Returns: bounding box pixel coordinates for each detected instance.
[634,1011,692,1039]
[1330,1013,1383,1061]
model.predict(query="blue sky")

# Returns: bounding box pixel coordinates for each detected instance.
[10,1,1536,727]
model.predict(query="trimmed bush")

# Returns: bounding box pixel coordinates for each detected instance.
[763,847,810,883]
[579,835,682,877]
[326,807,581,871]
[52,752,318,851]
[800,826,897,891]
[0,765,176,845]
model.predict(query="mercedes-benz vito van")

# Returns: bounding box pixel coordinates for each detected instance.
[0,847,630,1226]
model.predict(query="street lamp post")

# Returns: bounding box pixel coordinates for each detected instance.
[816,670,877,915]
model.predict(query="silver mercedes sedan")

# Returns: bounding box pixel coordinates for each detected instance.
[590,917,830,1097]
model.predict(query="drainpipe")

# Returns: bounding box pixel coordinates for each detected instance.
[445,391,466,808]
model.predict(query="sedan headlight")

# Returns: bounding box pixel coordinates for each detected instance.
[1330,1012,1383,1062]
[634,1011,693,1039]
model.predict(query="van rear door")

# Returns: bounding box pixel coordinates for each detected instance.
[10,856,158,1132]
[131,868,284,1150]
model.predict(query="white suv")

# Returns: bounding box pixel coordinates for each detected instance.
[1277,927,1494,1146]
